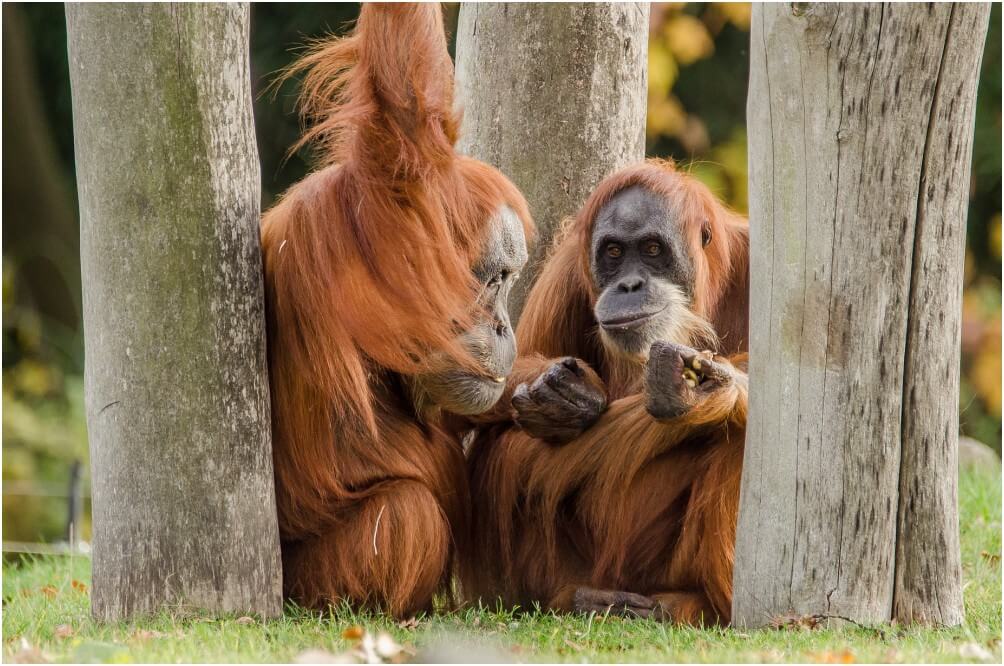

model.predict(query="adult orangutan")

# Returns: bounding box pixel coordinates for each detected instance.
[261,4,531,617]
[464,160,749,625]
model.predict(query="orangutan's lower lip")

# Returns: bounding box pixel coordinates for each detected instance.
[600,306,667,331]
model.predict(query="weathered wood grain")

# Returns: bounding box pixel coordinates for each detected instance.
[733,2,988,628]
[66,3,282,621]
[893,2,990,627]
[454,2,649,323]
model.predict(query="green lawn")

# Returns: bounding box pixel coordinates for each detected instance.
[3,468,1000,663]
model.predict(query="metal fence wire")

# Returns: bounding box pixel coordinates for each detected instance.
[3,460,90,555]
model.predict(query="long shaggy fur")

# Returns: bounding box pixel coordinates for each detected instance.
[464,160,749,625]
[262,4,531,617]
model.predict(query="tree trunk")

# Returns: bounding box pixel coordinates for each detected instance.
[733,3,989,628]
[67,3,282,620]
[454,2,649,322]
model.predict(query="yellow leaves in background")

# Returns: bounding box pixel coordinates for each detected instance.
[648,5,716,148]
[648,39,685,139]
[647,4,751,201]
[709,128,749,213]
[972,353,1002,416]
[967,313,1001,415]
[710,3,753,31]
[961,273,1002,418]
[648,93,686,139]
[662,14,714,66]
[8,358,61,398]
[648,41,678,99]
[963,193,1002,416]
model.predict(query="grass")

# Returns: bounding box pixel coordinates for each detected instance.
[3,468,1000,663]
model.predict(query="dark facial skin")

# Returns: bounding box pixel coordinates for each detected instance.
[591,185,703,357]
[511,184,717,445]
[415,206,528,415]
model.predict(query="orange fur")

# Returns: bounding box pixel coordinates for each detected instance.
[464,160,748,625]
[262,4,531,617]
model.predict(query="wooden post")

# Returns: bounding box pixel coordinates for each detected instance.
[67,3,282,620]
[64,460,82,547]
[733,3,990,627]
[454,2,649,322]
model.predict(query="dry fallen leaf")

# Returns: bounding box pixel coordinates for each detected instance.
[341,625,365,640]
[980,550,1001,566]
[236,616,255,625]
[812,649,856,663]
[53,625,74,640]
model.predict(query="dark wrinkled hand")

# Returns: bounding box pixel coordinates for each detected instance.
[512,357,607,445]
[645,341,735,421]
[573,587,665,621]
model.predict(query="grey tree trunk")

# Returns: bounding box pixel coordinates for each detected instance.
[454,2,649,322]
[67,3,282,620]
[733,3,990,628]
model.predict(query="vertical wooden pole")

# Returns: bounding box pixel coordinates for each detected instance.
[733,2,989,628]
[67,3,282,620]
[454,2,649,322]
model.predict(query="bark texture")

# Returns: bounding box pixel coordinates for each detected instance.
[454,2,649,322]
[67,3,281,620]
[733,3,989,628]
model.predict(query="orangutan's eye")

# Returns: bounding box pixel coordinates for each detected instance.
[606,244,622,258]
[644,241,662,256]
[488,271,511,289]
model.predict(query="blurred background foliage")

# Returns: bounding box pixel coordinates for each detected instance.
[3,3,1000,546]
